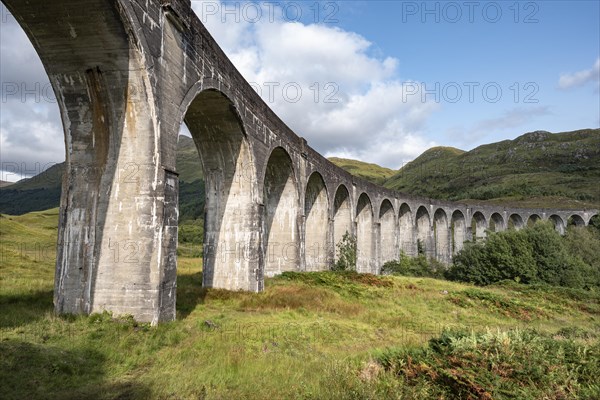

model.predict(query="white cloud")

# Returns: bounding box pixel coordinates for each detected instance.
[0,2,437,181]
[191,1,437,168]
[558,58,600,90]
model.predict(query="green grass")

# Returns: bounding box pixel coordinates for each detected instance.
[1,210,600,399]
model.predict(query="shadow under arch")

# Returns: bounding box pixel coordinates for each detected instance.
[490,212,506,232]
[451,210,467,254]
[356,193,374,274]
[304,172,329,271]
[333,184,352,261]
[471,211,487,241]
[399,203,415,256]
[184,89,259,291]
[416,206,431,257]
[508,214,525,230]
[527,214,541,227]
[549,214,566,235]
[263,147,300,277]
[434,208,450,263]
[379,199,396,265]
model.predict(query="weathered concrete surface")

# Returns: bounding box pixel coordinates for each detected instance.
[3,0,597,323]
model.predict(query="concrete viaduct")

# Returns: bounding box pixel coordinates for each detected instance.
[3,0,597,324]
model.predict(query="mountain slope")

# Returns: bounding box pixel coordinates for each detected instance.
[384,129,600,209]
[328,157,395,186]
[1,129,599,216]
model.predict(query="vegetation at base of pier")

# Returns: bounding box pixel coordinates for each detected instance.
[2,209,600,399]
[381,253,446,279]
[331,232,357,271]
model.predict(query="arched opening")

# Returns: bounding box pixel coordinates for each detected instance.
[379,200,396,265]
[416,206,431,257]
[549,215,566,235]
[333,185,352,262]
[399,203,415,256]
[508,214,524,230]
[471,212,487,241]
[356,193,374,274]
[185,89,258,291]
[434,209,450,263]
[567,214,585,228]
[490,213,506,232]
[451,210,467,254]
[527,214,541,227]
[263,147,300,277]
[304,172,329,271]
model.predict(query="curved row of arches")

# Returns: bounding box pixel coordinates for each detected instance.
[183,89,598,289]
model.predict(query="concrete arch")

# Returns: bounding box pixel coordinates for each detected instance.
[356,193,374,274]
[399,203,416,256]
[333,184,353,262]
[508,214,525,230]
[379,200,397,265]
[490,212,506,232]
[451,210,467,254]
[568,214,585,227]
[434,209,451,263]
[304,172,329,271]
[416,206,432,257]
[471,211,487,241]
[549,215,566,235]
[185,89,259,291]
[3,0,183,321]
[263,147,300,277]
[527,214,541,227]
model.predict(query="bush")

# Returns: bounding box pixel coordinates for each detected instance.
[381,252,445,279]
[332,232,356,271]
[446,222,600,289]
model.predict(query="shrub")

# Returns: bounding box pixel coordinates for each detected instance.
[446,222,600,289]
[381,252,445,279]
[332,232,356,271]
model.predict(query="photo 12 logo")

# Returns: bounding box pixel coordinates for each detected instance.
[2,82,57,104]
[195,1,340,24]
[402,81,539,104]
[250,81,340,104]
[401,1,540,24]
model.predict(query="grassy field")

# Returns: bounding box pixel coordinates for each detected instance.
[1,210,599,399]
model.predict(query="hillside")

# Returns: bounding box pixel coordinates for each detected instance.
[384,129,600,209]
[1,129,599,215]
[1,209,600,399]
[328,157,396,186]
[0,135,205,217]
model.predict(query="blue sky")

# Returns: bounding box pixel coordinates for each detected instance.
[336,1,600,148]
[1,1,599,180]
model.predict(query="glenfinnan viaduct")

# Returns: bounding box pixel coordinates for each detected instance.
[3,0,597,324]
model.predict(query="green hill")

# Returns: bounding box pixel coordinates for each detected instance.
[328,157,396,186]
[2,129,599,216]
[0,135,205,217]
[384,129,600,209]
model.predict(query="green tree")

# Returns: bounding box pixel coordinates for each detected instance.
[332,232,357,271]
